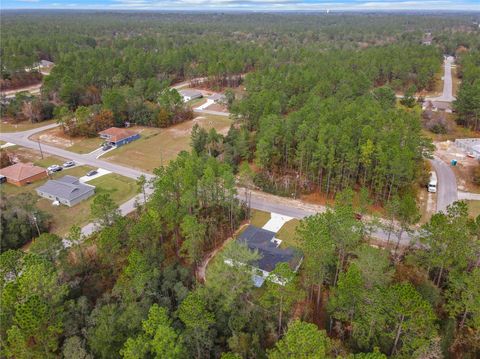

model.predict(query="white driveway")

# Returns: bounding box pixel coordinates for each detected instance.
[79,168,111,183]
[262,212,293,233]
[195,99,214,110]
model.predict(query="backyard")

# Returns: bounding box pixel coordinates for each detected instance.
[103,114,232,172]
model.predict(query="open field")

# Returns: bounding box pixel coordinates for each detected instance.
[1,168,136,235]
[1,119,56,133]
[30,126,103,154]
[103,115,232,172]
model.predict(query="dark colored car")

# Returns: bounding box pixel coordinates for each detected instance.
[86,170,98,177]
[102,143,113,151]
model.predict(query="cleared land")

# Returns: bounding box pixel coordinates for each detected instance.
[30,126,103,154]
[103,115,232,172]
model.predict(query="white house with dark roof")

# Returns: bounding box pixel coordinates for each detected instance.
[179,89,203,102]
[236,225,303,287]
[36,175,95,207]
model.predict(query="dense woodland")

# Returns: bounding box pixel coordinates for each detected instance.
[1,11,480,359]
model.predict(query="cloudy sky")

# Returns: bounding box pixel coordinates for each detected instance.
[2,0,479,11]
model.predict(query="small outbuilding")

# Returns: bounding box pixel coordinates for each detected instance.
[36,175,95,207]
[0,162,48,186]
[179,89,203,102]
[99,127,140,147]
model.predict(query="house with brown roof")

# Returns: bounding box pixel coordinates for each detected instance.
[98,127,140,147]
[0,162,48,186]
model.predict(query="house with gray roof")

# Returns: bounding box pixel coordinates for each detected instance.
[236,225,303,287]
[36,175,95,207]
[179,89,203,102]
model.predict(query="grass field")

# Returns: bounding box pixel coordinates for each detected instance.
[1,119,56,133]
[1,167,136,235]
[276,219,301,248]
[103,115,232,172]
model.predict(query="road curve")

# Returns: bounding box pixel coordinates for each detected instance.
[429,156,458,213]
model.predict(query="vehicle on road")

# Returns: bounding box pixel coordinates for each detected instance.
[63,160,75,168]
[86,169,98,177]
[47,165,63,173]
[428,171,437,193]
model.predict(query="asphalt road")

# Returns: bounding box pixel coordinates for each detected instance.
[429,156,458,213]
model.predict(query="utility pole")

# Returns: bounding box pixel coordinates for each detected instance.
[37,139,44,159]
[32,214,41,237]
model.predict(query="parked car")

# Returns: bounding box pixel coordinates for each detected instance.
[47,165,63,173]
[63,160,75,168]
[102,143,113,151]
[86,170,98,177]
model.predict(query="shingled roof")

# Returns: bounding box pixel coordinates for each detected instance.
[36,175,94,201]
[238,225,302,273]
[0,162,46,181]
[99,127,138,143]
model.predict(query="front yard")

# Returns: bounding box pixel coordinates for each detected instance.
[103,114,232,172]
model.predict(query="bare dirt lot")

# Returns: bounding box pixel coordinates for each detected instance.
[30,127,103,154]
[434,141,480,193]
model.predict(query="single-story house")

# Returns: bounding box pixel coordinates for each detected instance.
[99,127,140,147]
[39,60,54,68]
[237,225,303,287]
[0,162,48,186]
[36,175,95,207]
[179,89,203,102]
[208,93,227,104]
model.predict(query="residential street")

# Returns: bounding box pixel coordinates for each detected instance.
[429,156,458,213]
[427,56,456,102]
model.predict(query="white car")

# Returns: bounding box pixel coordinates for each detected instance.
[63,161,75,168]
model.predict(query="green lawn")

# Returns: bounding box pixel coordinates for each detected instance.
[33,155,66,168]
[37,173,136,235]
[1,119,56,133]
[467,200,480,218]
[1,167,136,236]
[250,209,271,227]
[276,219,301,249]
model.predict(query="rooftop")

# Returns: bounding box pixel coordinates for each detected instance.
[99,127,138,143]
[238,225,302,273]
[36,175,95,201]
[0,162,46,181]
[179,89,202,97]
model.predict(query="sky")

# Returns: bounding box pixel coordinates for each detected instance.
[2,0,479,11]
